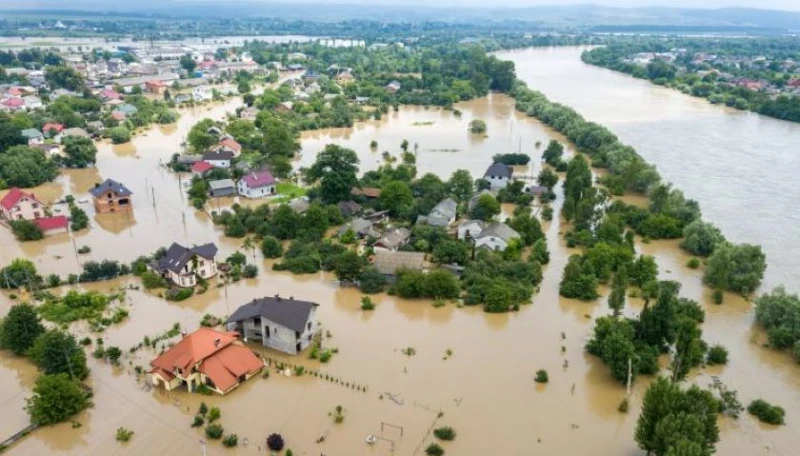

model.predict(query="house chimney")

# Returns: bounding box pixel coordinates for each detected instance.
[181,330,187,338]
[214,338,221,347]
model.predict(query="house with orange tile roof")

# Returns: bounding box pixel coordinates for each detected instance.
[149,327,264,395]
[0,188,46,221]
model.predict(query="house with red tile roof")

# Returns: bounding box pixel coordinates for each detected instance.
[0,188,46,221]
[34,215,68,235]
[42,123,65,141]
[237,170,276,199]
[191,161,214,177]
[111,110,126,121]
[0,97,24,112]
[149,327,263,395]
[215,137,242,155]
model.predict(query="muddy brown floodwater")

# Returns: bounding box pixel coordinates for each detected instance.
[0,50,798,455]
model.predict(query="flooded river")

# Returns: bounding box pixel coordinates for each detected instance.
[0,48,799,455]
[497,46,800,292]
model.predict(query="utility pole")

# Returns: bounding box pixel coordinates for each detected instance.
[70,234,81,267]
[177,173,184,204]
[151,187,157,210]
[626,357,632,397]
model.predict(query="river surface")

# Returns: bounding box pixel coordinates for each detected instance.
[0,47,798,456]
[497,46,800,293]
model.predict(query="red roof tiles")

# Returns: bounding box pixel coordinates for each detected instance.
[1,187,39,211]
[34,215,68,232]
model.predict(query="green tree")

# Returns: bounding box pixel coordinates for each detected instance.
[635,377,719,456]
[421,270,460,299]
[306,144,360,204]
[608,269,627,316]
[468,119,487,134]
[25,373,90,425]
[0,258,43,290]
[10,220,43,241]
[260,236,283,258]
[299,203,330,241]
[507,210,544,245]
[108,126,131,144]
[61,136,98,168]
[379,181,414,217]
[29,330,89,380]
[44,65,85,91]
[0,303,46,354]
[358,267,387,294]
[187,119,216,152]
[447,169,473,203]
[559,255,598,300]
[180,54,197,73]
[271,205,299,240]
[536,167,559,190]
[332,250,365,283]
[69,204,89,231]
[754,286,800,350]
[703,243,766,294]
[0,145,59,187]
[432,240,470,265]
[469,194,500,221]
[542,140,564,166]
[260,117,300,158]
[680,220,724,257]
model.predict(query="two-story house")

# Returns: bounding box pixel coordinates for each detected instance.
[0,188,46,221]
[89,179,133,213]
[225,295,320,355]
[149,327,264,395]
[202,150,233,168]
[152,242,218,288]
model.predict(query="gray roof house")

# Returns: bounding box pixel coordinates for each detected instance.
[209,179,236,197]
[372,250,425,276]
[473,222,521,252]
[484,162,514,190]
[337,218,380,238]
[62,127,91,139]
[226,295,320,355]
[417,198,457,228]
[152,242,219,288]
[21,128,43,141]
[373,227,411,251]
[89,179,133,199]
[116,103,138,115]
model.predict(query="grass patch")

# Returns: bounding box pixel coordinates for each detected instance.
[273,182,308,204]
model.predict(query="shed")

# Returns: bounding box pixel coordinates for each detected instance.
[372,251,425,276]
[209,179,236,197]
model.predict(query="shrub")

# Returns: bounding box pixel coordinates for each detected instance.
[433,426,456,441]
[747,399,785,425]
[10,220,43,241]
[618,398,629,413]
[712,289,724,305]
[426,443,445,456]
[358,266,387,294]
[191,415,204,427]
[706,345,729,365]
[686,258,700,269]
[116,427,134,442]
[243,264,258,278]
[198,402,208,416]
[319,350,332,363]
[25,374,90,425]
[165,287,194,301]
[222,434,238,447]
[360,296,375,310]
[141,270,168,289]
[267,433,284,451]
[109,126,131,144]
[205,423,224,439]
[534,369,549,383]
[208,407,221,422]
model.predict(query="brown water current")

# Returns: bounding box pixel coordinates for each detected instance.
[0,49,798,455]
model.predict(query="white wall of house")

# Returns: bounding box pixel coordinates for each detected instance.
[27,137,44,145]
[457,221,484,240]
[2,197,45,221]
[166,256,217,288]
[237,181,276,199]
[207,159,230,168]
[475,236,510,252]
[230,307,319,355]
[486,175,510,189]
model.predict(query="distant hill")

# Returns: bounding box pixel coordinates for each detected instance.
[2,2,799,32]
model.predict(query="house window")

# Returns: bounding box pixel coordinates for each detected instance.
[253,317,261,325]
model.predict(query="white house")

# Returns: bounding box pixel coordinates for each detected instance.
[22,96,43,110]
[226,295,320,355]
[151,242,218,288]
[237,170,277,199]
[21,128,44,145]
[417,198,457,228]
[202,150,233,168]
[483,162,514,189]
[473,222,521,252]
[193,86,212,102]
[0,188,46,221]
[457,220,486,240]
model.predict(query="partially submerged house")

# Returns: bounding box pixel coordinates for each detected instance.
[202,150,233,168]
[89,179,133,213]
[337,200,362,218]
[237,170,276,199]
[372,250,425,277]
[226,295,320,355]
[417,198,457,228]
[34,215,69,235]
[373,227,411,251]
[151,242,218,288]
[0,188,46,221]
[483,162,514,190]
[337,218,380,239]
[209,179,236,198]
[459,221,521,252]
[149,327,263,395]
